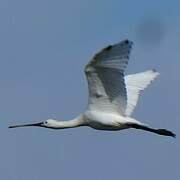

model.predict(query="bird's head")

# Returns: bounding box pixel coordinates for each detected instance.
[9,119,58,129]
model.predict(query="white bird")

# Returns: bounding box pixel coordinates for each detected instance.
[9,40,175,137]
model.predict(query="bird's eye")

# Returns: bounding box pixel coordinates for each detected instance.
[44,121,48,125]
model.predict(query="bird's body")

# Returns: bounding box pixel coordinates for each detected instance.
[84,110,140,131]
[9,40,175,137]
[84,110,128,130]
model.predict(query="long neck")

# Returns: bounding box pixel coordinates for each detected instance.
[50,115,86,129]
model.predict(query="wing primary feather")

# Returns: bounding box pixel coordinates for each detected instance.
[85,39,133,115]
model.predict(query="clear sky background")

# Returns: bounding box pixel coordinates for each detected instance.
[0,0,179,179]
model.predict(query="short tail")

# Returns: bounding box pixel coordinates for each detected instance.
[130,124,176,138]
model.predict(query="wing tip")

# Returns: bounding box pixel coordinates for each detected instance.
[122,39,133,46]
[104,45,113,51]
[125,39,133,44]
[105,39,133,50]
[152,68,157,73]
[151,69,160,76]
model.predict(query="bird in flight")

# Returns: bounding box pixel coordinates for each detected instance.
[9,40,175,137]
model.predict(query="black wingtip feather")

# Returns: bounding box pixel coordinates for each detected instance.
[104,45,112,51]
[123,39,133,45]
[124,39,129,44]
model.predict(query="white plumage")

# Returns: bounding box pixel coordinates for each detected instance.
[125,70,159,116]
[9,40,175,137]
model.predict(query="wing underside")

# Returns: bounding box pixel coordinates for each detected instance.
[85,40,133,115]
[125,70,159,116]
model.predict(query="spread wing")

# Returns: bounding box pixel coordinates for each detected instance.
[125,70,159,116]
[85,40,133,115]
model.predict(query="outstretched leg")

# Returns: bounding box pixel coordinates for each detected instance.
[129,123,176,138]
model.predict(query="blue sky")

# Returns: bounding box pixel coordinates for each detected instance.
[0,0,179,179]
